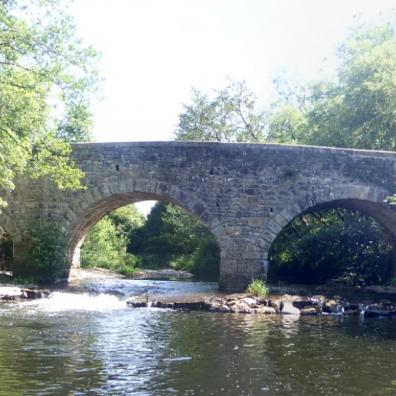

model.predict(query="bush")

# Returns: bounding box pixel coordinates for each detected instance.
[246,279,270,297]
[389,277,396,287]
[129,203,220,279]
[81,217,139,275]
[28,222,65,283]
[269,209,394,286]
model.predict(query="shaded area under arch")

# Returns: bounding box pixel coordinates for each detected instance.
[64,191,224,282]
[267,199,396,286]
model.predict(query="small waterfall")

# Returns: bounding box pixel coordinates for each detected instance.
[26,292,126,312]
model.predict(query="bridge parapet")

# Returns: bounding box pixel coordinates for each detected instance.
[2,141,396,290]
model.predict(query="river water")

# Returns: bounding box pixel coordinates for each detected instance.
[1,277,396,395]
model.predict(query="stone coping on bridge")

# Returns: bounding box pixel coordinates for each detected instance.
[71,140,396,158]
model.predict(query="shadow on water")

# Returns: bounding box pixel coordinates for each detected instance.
[1,278,396,395]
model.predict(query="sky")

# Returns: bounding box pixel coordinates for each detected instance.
[70,0,396,142]
[69,0,396,214]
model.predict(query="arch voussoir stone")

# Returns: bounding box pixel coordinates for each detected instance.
[4,141,396,291]
[262,183,396,280]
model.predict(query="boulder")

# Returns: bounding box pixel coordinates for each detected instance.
[323,300,343,314]
[293,299,317,310]
[280,301,300,315]
[300,307,319,315]
[364,303,394,317]
[217,305,231,313]
[127,300,147,308]
[256,306,277,315]
[241,297,257,307]
[228,302,252,313]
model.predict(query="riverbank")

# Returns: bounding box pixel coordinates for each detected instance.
[3,269,396,318]
[69,267,194,281]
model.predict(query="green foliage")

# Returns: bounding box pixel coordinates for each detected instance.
[129,202,220,280]
[0,231,13,271]
[185,236,220,280]
[174,80,267,143]
[387,195,396,205]
[28,222,65,282]
[81,205,142,275]
[246,279,270,297]
[0,0,99,209]
[271,25,396,151]
[107,205,145,239]
[80,198,219,281]
[269,209,394,286]
[175,24,396,152]
[389,277,396,287]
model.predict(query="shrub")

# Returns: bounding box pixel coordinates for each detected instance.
[389,277,396,287]
[246,278,270,297]
[81,217,139,275]
[28,222,65,283]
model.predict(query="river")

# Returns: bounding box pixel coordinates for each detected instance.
[1,276,396,395]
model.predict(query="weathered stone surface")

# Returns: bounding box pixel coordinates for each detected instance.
[124,292,396,320]
[300,307,320,315]
[364,301,396,317]
[280,301,301,315]
[322,300,341,313]
[256,306,277,315]
[2,141,396,291]
[241,297,257,306]
[0,287,50,301]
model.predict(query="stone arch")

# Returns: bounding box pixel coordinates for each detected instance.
[61,179,226,277]
[263,183,396,278]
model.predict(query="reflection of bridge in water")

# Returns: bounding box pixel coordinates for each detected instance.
[2,141,396,290]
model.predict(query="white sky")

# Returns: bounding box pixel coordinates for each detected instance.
[70,0,396,215]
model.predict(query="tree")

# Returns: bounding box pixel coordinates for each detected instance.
[269,209,394,286]
[80,205,142,275]
[129,202,220,280]
[81,217,135,271]
[130,203,205,266]
[107,204,145,240]
[273,25,396,151]
[174,80,267,143]
[0,0,99,210]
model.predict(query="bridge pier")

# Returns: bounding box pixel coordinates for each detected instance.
[218,237,267,291]
[219,265,266,291]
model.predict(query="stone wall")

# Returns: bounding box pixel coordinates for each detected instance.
[2,141,396,291]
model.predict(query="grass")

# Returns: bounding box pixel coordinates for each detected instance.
[246,278,270,297]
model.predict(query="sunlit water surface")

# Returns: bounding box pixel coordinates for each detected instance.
[1,278,396,395]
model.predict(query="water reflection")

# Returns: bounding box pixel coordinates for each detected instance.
[0,281,396,395]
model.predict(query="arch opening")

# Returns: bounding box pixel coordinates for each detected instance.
[268,199,396,287]
[68,194,221,283]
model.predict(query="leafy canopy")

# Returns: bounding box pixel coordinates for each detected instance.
[174,80,267,143]
[272,24,396,150]
[81,205,143,275]
[129,202,220,279]
[0,0,99,209]
[175,24,396,152]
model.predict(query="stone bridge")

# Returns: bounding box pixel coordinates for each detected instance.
[2,141,396,291]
